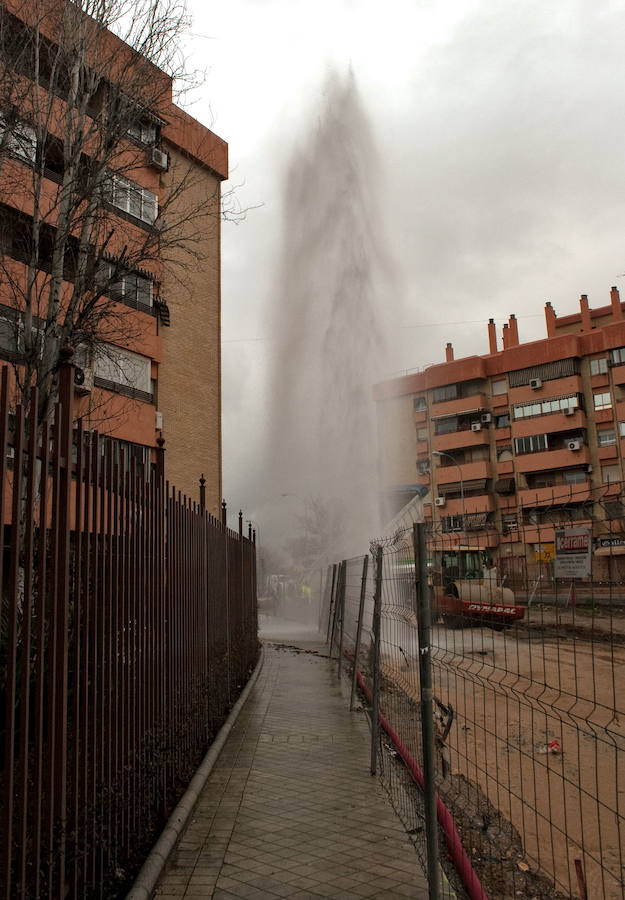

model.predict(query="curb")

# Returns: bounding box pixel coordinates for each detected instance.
[126,646,265,899]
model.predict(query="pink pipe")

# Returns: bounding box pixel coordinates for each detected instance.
[356,671,489,900]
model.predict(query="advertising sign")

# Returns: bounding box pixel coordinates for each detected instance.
[554,528,592,579]
[533,543,555,563]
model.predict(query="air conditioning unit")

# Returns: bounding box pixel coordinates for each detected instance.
[481,413,492,424]
[155,410,163,431]
[564,407,576,416]
[149,147,169,172]
[471,422,482,432]
[529,378,543,390]
[434,497,446,507]
[567,439,582,451]
[74,366,93,394]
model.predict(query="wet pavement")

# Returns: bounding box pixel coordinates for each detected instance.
[154,622,428,899]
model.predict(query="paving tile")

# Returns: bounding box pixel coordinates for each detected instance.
[153,642,429,898]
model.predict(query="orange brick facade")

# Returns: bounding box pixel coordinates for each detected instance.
[0,0,228,512]
[375,289,625,564]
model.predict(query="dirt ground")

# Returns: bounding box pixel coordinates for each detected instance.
[380,619,625,900]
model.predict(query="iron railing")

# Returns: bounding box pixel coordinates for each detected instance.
[0,363,258,898]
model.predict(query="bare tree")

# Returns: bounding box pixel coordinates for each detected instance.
[0,0,224,427]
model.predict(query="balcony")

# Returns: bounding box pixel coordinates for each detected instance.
[430,393,486,419]
[434,460,492,484]
[518,482,592,508]
[435,494,495,517]
[598,444,618,461]
[610,363,625,385]
[508,375,582,404]
[429,531,500,550]
[433,427,489,452]
[511,409,586,438]
[514,446,590,473]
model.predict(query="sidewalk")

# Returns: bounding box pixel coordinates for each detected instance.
[154,624,429,899]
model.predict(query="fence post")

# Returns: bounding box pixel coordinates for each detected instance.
[413,523,441,900]
[156,432,166,480]
[370,545,383,776]
[350,555,369,710]
[329,561,343,659]
[199,474,206,512]
[221,499,227,527]
[326,563,337,644]
[337,561,347,679]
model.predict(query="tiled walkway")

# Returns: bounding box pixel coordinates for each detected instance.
[155,631,428,899]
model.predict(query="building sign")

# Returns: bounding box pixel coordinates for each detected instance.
[596,537,625,549]
[554,528,592,579]
[533,543,555,563]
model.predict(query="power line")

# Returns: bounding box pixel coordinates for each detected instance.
[221,313,544,344]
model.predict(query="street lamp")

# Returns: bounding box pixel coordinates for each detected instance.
[432,450,465,578]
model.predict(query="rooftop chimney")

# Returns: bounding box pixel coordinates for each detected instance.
[545,301,556,337]
[445,342,454,362]
[487,318,498,354]
[502,323,510,350]
[508,314,519,347]
[611,286,623,321]
[580,294,592,331]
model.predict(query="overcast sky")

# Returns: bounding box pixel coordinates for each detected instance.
[181,0,625,514]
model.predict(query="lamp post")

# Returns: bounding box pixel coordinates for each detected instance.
[432,450,465,578]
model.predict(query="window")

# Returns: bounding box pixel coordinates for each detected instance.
[435,417,458,436]
[94,345,152,396]
[508,358,579,387]
[514,434,548,455]
[495,413,510,428]
[0,309,19,356]
[563,469,587,485]
[497,445,513,461]
[107,174,158,225]
[602,464,621,484]
[619,422,625,438]
[590,357,608,375]
[502,513,518,533]
[513,394,581,419]
[98,262,153,309]
[597,428,616,446]
[416,427,428,442]
[492,379,507,395]
[127,120,157,145]
[442,515,464,533]
[431,384,457,404]
[0,114,36,164]
[610,347,625,366]
[413,396,427,411]
[593,391,612,411]
[416,459,430,475]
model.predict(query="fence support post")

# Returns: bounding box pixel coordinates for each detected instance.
[414,523,441,900]
[370,545,383,776]
[337,561,346,679]
[329,561,343,659]
[326,564,337,644]
[350,555,369,710]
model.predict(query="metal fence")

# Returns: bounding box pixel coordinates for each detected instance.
[325,495,625,900]
[0,364,258,898]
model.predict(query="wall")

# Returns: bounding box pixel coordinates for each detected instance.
[157,146,222,513]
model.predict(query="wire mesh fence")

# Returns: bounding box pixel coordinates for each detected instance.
[325,491,625,900]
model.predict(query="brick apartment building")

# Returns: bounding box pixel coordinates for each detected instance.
[375,288,625,571]
[0,0,227,513]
